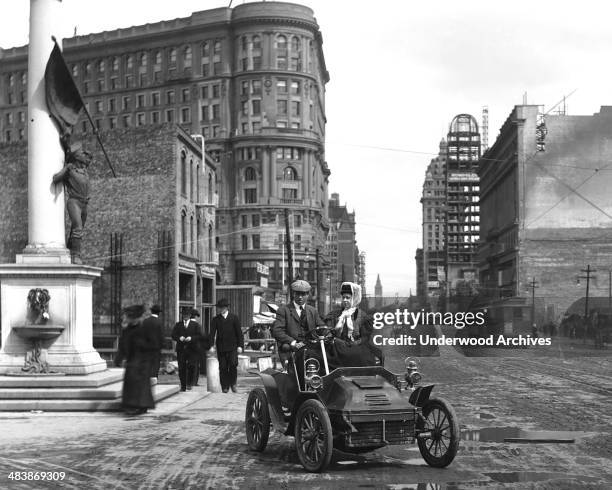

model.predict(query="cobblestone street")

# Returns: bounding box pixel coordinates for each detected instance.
[0,334,610,489]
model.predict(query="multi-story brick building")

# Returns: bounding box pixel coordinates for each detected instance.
[0,125,217,336]
[478,105,612,331]
[0,1,331,304]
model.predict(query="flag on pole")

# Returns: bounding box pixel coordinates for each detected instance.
[44,40,84,137]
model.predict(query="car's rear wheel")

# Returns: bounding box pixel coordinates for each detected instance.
[417,397,459,467]
[245,388,271,451]
[294,399,333,472]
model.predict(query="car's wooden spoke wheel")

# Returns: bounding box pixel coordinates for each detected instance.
[245,388,271,451]
[417,397,459,467]
[295,399,333,472]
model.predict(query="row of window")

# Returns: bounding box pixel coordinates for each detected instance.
[243,165,299,182]
[239,213,303,229]
[180,212,215,257]
[69,42,222,80]
[236,259,315,283]
[179,150,215,203]
[241,187,302,204]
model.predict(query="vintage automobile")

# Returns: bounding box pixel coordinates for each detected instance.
[244,326,459,472]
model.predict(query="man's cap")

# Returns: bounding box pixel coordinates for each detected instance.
[67,142,92,164]
[150,304,162,314]
[291,279,311,292]
[189,308,200,317]
[122,304,146,321]
[216,298,230,308]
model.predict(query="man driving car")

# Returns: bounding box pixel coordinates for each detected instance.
[272,279,326,365]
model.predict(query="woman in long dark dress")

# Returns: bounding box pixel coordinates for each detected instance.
[326,282,382,366]
[115,304,156,415]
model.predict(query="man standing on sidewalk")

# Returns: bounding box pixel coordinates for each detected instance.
[209,299,244,393]
[171,309,202,391]
[142,304,164,380]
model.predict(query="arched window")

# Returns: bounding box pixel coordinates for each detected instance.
[241,36,248,51]
[125,55,133,70]
[283,166,297,180]
[197,218,202,258]
[169,48,177,64]
[291,36,300,52]
[252,35,261,50]
[181,210,187,253]
[202,42,210,57]
[208,173,213,203]
[214,41,222,55]
[112,57,119,71]
[71,65,78,77]
[180,151,187,196]
[139,53,147,67]
[189,159,194,201]
[245,166,256,181]
[97,60,105,73]
[154,51,162,65]
[208,224,213,262]
[190,215,195,255]
[276,35,287,50]
[183,46,192,67]
[196,164,200,202]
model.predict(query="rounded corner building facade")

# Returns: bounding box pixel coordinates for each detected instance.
[0,1,331,302]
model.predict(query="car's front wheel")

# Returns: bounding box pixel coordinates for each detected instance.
[245,388,271,451]
[294,399,333,472]
[417,397,459,467]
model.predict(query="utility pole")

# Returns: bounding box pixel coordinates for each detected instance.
[578,264,596,344]
[284,208,293,288]
[315,247,321,312]
[579,265,595,320]
[608,269,612,314]
[526,278,539,332]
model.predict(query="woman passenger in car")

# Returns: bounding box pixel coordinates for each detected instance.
[326,282,382,366]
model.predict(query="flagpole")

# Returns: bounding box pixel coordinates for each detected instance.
[81,108,117,178]
[50,36,116,178]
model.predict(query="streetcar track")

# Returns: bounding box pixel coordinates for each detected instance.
[501,358,612,396]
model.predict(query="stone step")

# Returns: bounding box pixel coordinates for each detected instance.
[0,381,124,399]
[0,383,180,411]
[0,368,124,388]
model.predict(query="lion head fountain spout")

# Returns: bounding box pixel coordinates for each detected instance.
[27,288,51,325]
[12,289,64,374]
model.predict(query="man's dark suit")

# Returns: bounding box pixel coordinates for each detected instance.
[142,314,164,377]
[210,313,244,391]
[272,303,326,346]
[272,303,326,364]
[171,320,201,390]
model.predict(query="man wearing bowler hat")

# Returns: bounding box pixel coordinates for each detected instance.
[171,308,202,391]
[272,280,326,366]
[209,298,244,393]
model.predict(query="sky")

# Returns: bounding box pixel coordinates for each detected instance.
[3,0,612,297]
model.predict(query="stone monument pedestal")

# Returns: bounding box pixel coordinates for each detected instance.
[0,260,106,375]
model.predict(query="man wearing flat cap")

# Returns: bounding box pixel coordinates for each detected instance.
[272,280,326,364]
[171,308,202,391]
[210,298,244,393]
